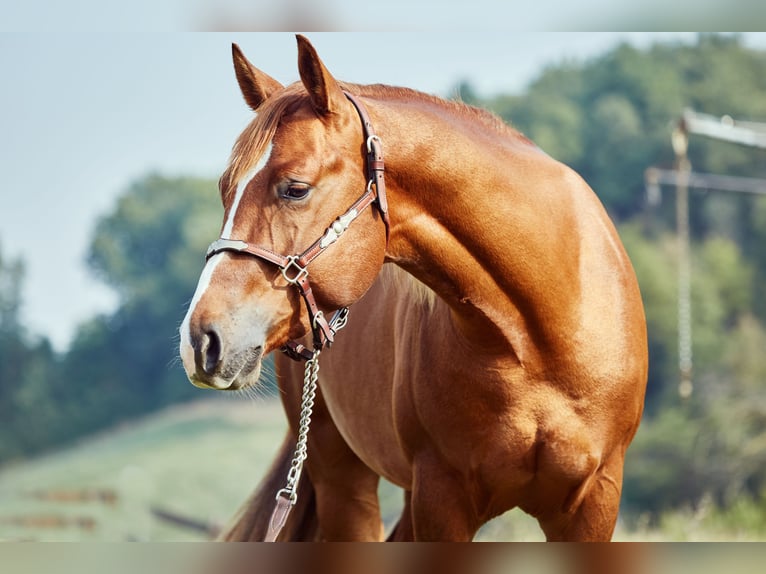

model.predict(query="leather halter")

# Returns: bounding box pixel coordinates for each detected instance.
[205,91,389,362]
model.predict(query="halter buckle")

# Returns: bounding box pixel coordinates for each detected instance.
[366,134,382,153]
[281,256,308,285]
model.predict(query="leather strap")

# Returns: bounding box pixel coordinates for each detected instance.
[294,274,334,348]
[265,492,293,542]
[207,174,379,273]
[281,341,315,362]
[282,307,349,361]
[294,185,379,268]
[344,92,390,241]
[207,239,289,268]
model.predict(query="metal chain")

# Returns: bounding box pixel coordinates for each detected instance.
[276,349,321,504]
[266,315,350,540]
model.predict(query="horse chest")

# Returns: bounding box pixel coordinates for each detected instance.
[318,358,413,487]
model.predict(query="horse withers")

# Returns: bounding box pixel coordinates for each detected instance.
[179,35,648,541]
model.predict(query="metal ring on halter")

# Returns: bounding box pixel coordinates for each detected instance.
[281,256,308,285]
[275,487,297,505]
[366,134,382,153]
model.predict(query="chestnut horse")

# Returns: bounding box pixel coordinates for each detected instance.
[179,35,648,541]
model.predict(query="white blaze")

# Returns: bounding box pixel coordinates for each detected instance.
[221,142,273,239]
[179,141,274,370]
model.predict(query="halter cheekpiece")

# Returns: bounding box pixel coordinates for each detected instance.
[204,91,389,361]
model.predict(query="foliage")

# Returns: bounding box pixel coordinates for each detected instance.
[614,227,766,516]
[0,242,24,332]
[624,322,766,515]
[87,174,221,315]
[1,176,229,464]
[58,175,229,437]
[0,244,60,462]
[485,34,766,222]
[617,227,765,515]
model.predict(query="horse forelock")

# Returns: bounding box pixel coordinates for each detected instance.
[221,82,372,199]
[221,84,307,200]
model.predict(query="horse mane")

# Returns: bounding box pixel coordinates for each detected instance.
[351,83,525,142]
[222,82,528,198]
[379,263,437,312]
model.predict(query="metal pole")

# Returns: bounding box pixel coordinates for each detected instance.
[672,125,693,398]
[649,109,766,399]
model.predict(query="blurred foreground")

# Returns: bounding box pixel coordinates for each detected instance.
[0,532,765,574]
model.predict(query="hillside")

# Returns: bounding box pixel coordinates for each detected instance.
[0,397,287,541]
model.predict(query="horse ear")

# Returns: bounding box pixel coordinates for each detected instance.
[232,43,283,111]
[296,34,345,116]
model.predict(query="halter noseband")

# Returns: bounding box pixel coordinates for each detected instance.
[205,91,389,361]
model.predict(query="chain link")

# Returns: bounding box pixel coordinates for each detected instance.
[276,350,321,504]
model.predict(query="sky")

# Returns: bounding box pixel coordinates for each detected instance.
[2,32,766,351]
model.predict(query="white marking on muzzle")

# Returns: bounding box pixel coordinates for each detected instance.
[179,253,224,370]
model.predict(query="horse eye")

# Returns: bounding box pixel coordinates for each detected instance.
[281,183,312,201]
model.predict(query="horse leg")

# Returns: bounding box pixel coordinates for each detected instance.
[309,456,385,541]
[386,490,414,541]
[409,454,481,541]
[302,384,385,540]
[274,354,384,541]
[535,448,625,541]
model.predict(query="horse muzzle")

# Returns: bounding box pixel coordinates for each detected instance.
[181,322,264,391]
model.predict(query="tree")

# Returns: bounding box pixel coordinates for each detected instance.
[62,174,224,422]
[484,35,766,223]
[0,241,24,333]
[87,174,222,317]
[0,242,58,463]
[1,174,284,464]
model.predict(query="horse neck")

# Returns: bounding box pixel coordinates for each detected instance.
[371,95,586,361]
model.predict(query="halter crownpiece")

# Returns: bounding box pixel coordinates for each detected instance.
[346,92,390,240]
[204,91,389,360]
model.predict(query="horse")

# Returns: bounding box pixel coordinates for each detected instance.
[179,35,648,541]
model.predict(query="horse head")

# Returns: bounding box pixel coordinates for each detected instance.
[179,36,387,390]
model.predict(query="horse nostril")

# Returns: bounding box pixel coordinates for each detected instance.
[201,328,222,375]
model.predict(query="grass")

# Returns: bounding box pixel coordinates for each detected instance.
[0,397,287,541]
[1,396,765,541]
